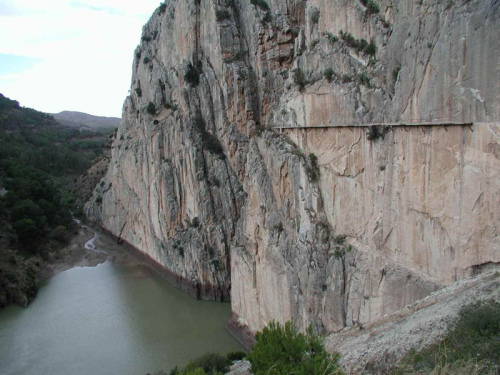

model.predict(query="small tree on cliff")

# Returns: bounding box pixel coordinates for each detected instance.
[248,321,344,375]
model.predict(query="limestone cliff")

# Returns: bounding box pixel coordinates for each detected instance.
[85,0,500,341]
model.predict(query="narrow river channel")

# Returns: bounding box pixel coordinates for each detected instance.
[0,227,244,375]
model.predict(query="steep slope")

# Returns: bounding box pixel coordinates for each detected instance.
[85,0,500,341]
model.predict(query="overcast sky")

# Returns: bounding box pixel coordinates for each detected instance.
[0,0,160,117]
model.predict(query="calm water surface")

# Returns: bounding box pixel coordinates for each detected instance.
[0,236,243,375]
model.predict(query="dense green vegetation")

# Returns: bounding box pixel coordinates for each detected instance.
[392,300,500,374]
[0,93,114,308]
[248,321,344,375]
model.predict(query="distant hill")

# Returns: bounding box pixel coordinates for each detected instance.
[53,111,120,130]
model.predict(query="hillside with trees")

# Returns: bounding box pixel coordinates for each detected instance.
[0,93,115,308]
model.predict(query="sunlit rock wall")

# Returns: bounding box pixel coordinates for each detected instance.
[85,0,500,337]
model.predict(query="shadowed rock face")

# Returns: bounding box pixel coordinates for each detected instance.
[85,0,500,337]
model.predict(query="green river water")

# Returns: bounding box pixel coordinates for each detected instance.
[0,232,243,375]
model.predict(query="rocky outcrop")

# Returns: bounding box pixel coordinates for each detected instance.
[85,0,500,341]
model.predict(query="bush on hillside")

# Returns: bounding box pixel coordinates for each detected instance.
[248,321,344,375]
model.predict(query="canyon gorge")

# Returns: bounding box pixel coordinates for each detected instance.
[84,0,500,350]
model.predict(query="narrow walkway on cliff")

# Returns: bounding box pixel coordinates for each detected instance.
[273,121,475,130]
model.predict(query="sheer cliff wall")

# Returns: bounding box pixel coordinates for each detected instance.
[85,0,500,338]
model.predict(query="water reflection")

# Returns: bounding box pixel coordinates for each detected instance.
[0,239,243,375]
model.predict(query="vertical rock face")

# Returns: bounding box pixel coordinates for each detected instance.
[86,0,500,336]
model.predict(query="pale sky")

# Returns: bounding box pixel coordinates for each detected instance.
[0,0,161,117]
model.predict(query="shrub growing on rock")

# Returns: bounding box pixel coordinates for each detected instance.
[215,9,230,21]
[364,0,380,14]
[147,102,156,115]
[184,62,202,87]
[250,0,270,11]
[262,11,272,24]
[310,7,321,24]
[293,68,307,91]
[367,125,390,140]
[307,153,320,182]
[364,39,376,56]
[193,115,225,157]
[324,68,335,83]
[326,32,338,44]
[248,321,344,375]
